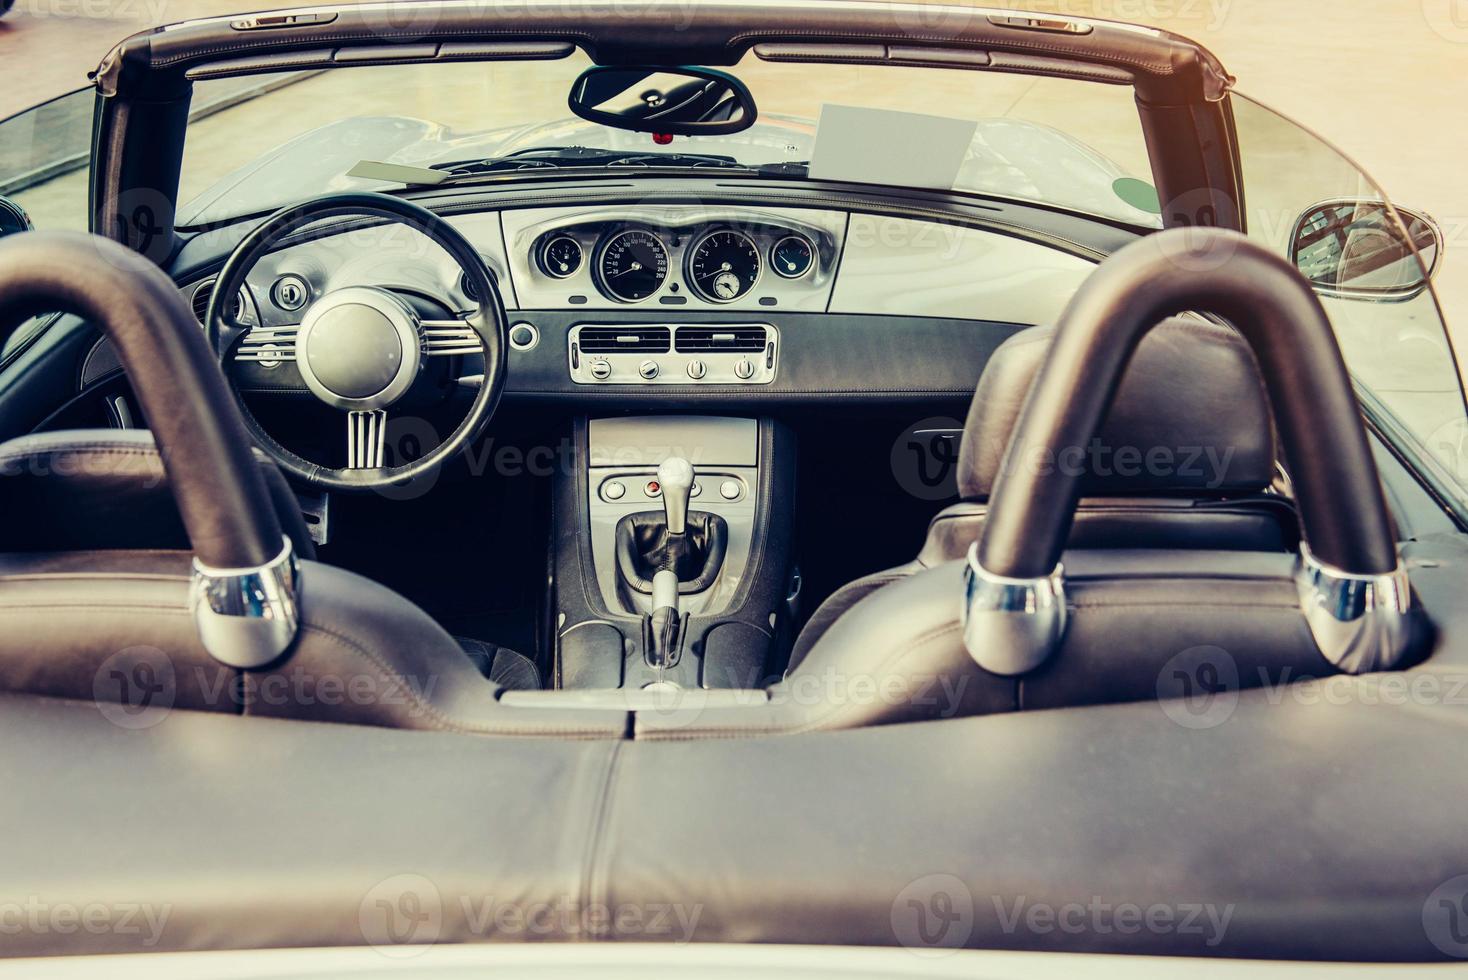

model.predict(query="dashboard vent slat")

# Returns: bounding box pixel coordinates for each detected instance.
[190,281,216,324]
[675,327,767,354]
[577,326,671,354]
[190,279,244,325]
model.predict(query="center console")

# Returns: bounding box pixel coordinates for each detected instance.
[543,415,797,691]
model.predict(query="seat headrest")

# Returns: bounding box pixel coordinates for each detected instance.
[0,429,316,558]
[957,317,1276,500]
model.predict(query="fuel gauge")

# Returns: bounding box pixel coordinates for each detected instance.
[539,235,583,279]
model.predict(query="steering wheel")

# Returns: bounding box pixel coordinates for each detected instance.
[206,192,508,492]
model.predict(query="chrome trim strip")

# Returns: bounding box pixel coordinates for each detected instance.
[1294,543,1414,674]
[189,535,301,669]
[347,409,388,469]
[962,543,1067,676]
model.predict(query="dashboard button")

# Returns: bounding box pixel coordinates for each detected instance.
[733,357,755,380]
[590,359,612,380]
[639,360,660,380]
[691,482,702,498]
[719,480,742,501]
[509,323,539,351]
[645,481,662,498]
[602,481,626,501]
[686,359,707,380]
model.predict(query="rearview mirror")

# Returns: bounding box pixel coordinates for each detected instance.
[567,66,757,136]
[1290,199,1442,301]
[0,198,32,239]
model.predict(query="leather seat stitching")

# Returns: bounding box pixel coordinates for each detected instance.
[0,603,188,614]
[581,740,623,938]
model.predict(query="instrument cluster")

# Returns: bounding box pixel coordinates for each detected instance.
[516,213,834,311]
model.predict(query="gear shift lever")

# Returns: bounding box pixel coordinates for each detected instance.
[658,456,694,536]
[647,456,694,671]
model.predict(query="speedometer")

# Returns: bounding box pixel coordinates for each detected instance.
[597,230,668,302]
[687,230,761,303]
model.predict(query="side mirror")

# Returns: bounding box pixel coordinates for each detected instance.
[0,198,33,239]
[567,65,757,136]
[1290,198,1442,301]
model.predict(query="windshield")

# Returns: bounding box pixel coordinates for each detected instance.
[176,52,1159,227]
[162,57,1468,511]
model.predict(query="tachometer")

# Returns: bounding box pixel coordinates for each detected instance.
[688,230,761,303]
[597,230,668,302]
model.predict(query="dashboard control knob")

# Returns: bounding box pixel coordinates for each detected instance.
[590,359,612,380]
[691,482,702,498]
[686,359,707,380]
[639,359,660,380]
[733,357,755,380]
[602,480,626,501]
[719,480,743,501]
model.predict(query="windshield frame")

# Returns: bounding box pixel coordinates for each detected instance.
[169,53,1168,232]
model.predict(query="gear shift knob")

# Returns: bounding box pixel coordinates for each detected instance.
[657,456,695,535]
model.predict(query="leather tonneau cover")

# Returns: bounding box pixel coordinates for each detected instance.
[1,680,1465,961]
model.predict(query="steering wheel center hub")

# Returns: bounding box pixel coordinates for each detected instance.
[296,286,421,410]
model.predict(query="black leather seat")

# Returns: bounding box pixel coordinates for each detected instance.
[0,429,542,691]
[788,317,1295,671]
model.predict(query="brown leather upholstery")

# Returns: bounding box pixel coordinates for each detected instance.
[644,551,1335,738]
[0,429,317,558]
[0,550,617,735]
[788,318,1293,674]
[0,232,545,724]
[956,317,1276,500]
[0,232,284,568]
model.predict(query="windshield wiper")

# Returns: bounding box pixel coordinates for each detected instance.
[433,147,806,180]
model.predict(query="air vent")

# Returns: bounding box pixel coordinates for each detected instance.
[190,280,242,325]
[190,281,215,323]
[577,326,671,354]
[675,327,767,353]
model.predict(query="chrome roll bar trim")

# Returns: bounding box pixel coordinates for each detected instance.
[1294,542,1414,675]
[962,543,1068,676]
[189,535,301,669]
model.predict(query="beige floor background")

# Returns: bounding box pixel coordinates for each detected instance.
[3,0,1466,331]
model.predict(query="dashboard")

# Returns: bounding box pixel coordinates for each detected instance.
[79,202,1102,404]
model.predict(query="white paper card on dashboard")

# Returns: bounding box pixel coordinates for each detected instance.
[808,105,976,190]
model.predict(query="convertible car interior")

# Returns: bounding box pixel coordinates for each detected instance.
[0,1,1465,973]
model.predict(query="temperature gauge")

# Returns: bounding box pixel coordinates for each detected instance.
[770,235,815,279]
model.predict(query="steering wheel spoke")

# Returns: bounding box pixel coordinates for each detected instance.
[421,314,483,357]
[346,409,389,470]
[234,322,299,363]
